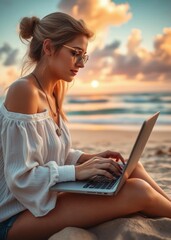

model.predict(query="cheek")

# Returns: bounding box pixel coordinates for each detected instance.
[50,57,65,73]
[49,52,74,79]
[52,58,72,79]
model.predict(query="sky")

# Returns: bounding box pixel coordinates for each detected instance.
[0,0,171,95]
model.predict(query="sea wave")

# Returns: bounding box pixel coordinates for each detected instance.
[65,92,171,127]
[0,91,170,128]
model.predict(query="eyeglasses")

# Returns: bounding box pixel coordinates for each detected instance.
[63,44,89,64]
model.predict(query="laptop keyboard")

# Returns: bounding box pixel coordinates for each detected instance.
[83,175,119,190]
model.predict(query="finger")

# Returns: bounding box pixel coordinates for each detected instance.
[106,158,123,172]
[110,153,125,164]
[116,155,125,164]
[92,157,114,164]
[109,160,124,175]
[92,157,123,175]
[94,158,120,169]
[97,169,114,179]
[96,162,122,176]
[104,150,126,164]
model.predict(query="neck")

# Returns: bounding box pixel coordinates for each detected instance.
[32,70,57,96]
[31,72,61,134]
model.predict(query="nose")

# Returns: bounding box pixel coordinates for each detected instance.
[76,59,85,68]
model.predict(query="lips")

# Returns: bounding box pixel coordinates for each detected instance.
[70,70,78,76]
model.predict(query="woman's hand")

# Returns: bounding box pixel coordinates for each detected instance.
[96,150,125,164]
[77,150,125,165]
[75,156,124,181]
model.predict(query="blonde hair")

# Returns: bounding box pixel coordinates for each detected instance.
[19,12,94,120]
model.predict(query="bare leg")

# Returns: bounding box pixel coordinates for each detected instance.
[7,178,171,240]
[130,162,171,201]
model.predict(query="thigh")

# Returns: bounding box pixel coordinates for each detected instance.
[0,212,22,240]
[7,179,150,240]
[7,194,117,240]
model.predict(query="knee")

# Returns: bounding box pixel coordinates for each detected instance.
[130,161,145,177]
[126,178,151,194]
[135,161,145,172]
[125,178,155,206]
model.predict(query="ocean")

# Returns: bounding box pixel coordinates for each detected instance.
[64,91,171,130]
[0,92,171,130]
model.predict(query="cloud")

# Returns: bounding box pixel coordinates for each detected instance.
[0,65,20,95]
[0,43,19,66]
[0,43,20,94]
[127,29,142,54]
[58,0,132,31]
[153,28,171,63]
[77,27,171,84]
[57,0,171,85]
[1,1,170,93]
[140,28,171,80]
[91,40,121,58]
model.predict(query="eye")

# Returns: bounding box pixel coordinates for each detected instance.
[71,50,76,56]
[71,50,80,56]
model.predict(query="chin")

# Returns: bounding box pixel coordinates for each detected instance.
[63,77,74,83]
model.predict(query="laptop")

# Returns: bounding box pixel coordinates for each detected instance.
[50,112,160,196]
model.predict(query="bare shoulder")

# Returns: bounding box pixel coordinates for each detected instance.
[4,77,39,114]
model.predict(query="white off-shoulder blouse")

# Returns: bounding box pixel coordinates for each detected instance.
[0,104,83,222]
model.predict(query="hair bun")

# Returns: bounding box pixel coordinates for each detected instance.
[19,16,40,40]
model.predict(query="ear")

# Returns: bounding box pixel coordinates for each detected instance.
[42,39,54,56]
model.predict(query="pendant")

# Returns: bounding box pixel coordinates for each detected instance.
[56,128,62,136]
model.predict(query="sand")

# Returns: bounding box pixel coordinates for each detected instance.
[49,129,171,240]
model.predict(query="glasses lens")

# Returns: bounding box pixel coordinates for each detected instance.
[84,55,89,63]
[77,54,88,64]
[63,45,89,64]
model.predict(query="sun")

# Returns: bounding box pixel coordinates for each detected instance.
[91,80,100,88]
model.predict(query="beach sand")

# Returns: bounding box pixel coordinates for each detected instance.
[49,129,171,240]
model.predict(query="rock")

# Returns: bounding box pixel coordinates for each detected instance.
[48,227,97,240]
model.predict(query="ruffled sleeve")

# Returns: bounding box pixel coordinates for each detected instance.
[0,105,75,216]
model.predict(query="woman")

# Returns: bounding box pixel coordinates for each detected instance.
[0,12,170,240]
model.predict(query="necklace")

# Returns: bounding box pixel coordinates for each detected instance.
[31,72,62,136]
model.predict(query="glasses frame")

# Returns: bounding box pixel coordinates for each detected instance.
[63,44,89,64]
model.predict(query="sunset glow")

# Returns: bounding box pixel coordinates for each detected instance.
[0,0,171,96]
[91,80,100,88]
